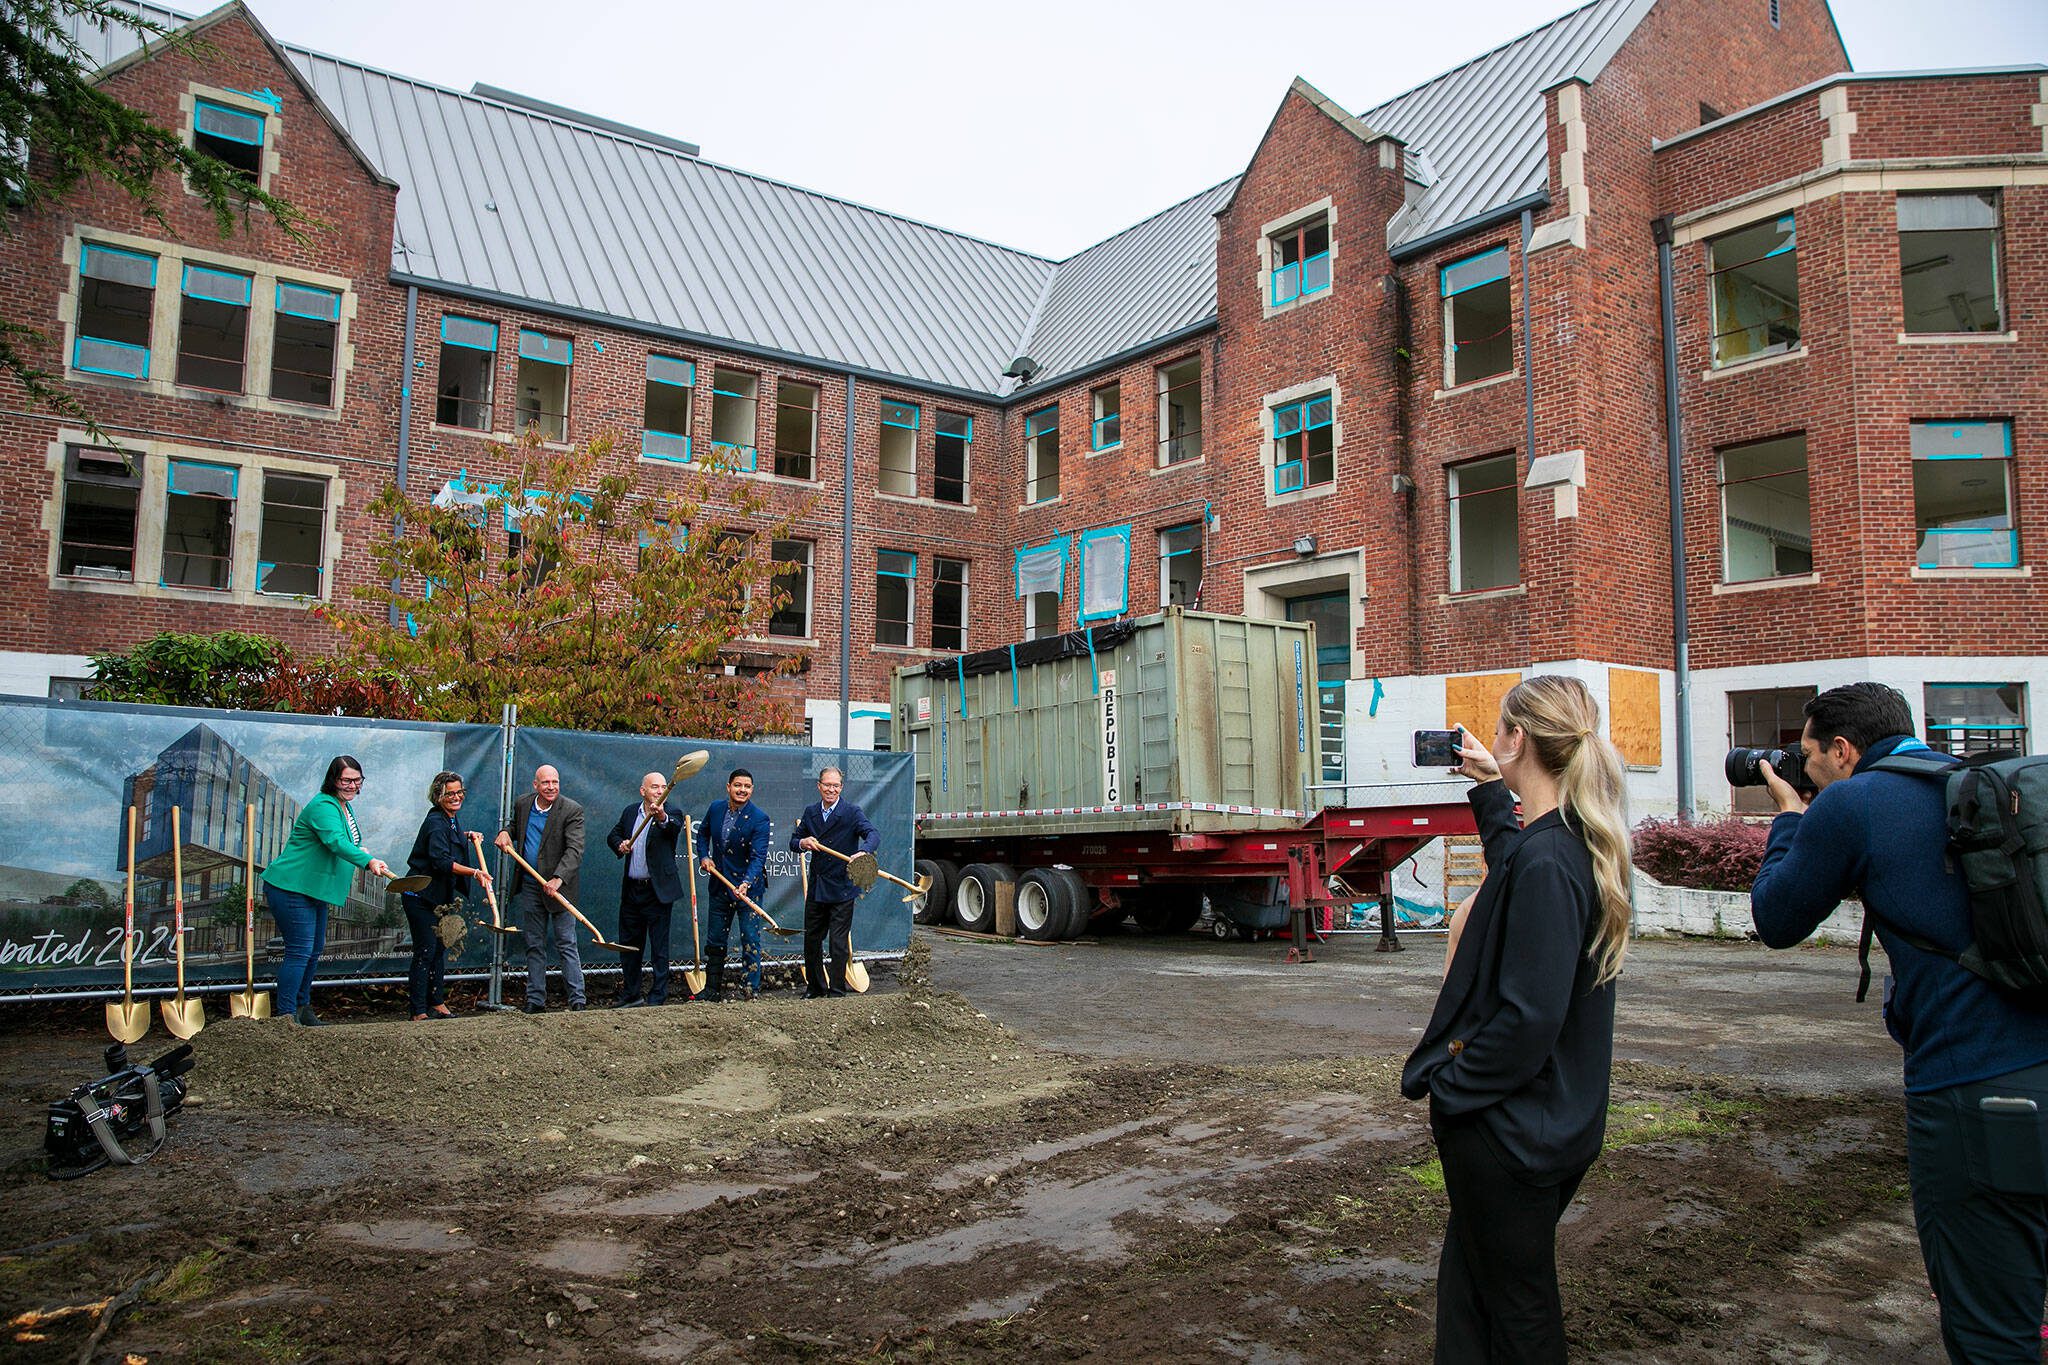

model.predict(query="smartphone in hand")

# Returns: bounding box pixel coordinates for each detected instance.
[1413,728,1463,768]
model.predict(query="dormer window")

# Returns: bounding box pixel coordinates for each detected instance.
[1270,214,1332,307]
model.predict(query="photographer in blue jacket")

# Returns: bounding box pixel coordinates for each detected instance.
[1751,681,2048,1362]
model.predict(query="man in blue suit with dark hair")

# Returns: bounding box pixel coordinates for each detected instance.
[696,767,771,1002]
[791,765,879,998]
[607,770,686,1007]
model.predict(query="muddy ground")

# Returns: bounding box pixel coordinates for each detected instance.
[0,930,1962,1362]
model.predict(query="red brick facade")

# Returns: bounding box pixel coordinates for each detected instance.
[4,3,2043,780]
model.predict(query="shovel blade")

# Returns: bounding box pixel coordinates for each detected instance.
[161,996,207,1039]
[228,989,272,1019]
[487,923,523,938]
[684,967,707,995]
[846,960,871,994]
[105,1001,150,1044]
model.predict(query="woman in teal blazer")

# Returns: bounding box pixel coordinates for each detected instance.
[261,755,392,1026]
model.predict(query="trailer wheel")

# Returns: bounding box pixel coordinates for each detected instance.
[1051,868,1091,938]
[954,862,1014,935]
[912,859,955,925]
[1015,869,1066,941]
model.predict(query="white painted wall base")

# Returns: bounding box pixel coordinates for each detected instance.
[0,651,93,699]
[1631,872,1863,945]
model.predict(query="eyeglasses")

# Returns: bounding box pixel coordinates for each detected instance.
[337,776,364,788]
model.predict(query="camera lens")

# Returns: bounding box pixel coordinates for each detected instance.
[1723,747,1763,787]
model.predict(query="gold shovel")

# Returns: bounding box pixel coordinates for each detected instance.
[468,831,522,938]
[105,805,149,1044]
[680,817,708,997]
[160,807,206,1040]
[499,844,632,951]
[227,803,271,1019]
[810,843,933,903]
[622,750,711,849]
[802,848,871,993]
[702,862,799,937]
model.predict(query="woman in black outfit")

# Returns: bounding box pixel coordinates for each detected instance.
[1401,675,1634,1363]
[403,770,493,1021]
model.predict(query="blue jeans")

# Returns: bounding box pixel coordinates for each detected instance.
[705,896,762,990]
[1906,1058,2048,1363]
[268,886,329,1015]
[402,894,447,1016]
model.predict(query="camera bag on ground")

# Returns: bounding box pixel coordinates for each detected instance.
[44,1042,194,1180]
[1865,750,2048,1008]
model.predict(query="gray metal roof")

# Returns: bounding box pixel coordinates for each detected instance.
[1365,0,1653,251]
[71,0,1659,396]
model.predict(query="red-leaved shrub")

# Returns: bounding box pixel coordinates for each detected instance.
[1631,817,1770,891]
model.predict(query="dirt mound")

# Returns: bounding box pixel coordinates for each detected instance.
[189,985,1065,1160]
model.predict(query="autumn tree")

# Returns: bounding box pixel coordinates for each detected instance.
[325,429,810,737]
[1,0,317,430]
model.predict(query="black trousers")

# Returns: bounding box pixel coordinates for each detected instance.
[803,895,855,995]
[400,894,447,1017]
[1432,1118,1589,1365]
[617,879,673,1004]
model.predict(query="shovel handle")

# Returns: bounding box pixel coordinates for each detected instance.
[701,861,774,925]
[500,843,615,945]
[468,831,506,926]
[810,840,922,894]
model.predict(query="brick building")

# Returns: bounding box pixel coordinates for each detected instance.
[5,0,2043,814]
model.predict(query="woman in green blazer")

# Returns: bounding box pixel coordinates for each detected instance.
[261,755,392,1026]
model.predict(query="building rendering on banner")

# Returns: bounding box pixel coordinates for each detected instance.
[3,0,2042,816]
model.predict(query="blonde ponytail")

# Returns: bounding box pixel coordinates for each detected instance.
[1498,676,1634,984]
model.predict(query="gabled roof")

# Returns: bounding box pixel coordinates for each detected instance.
[1365,0,1654,253]
[66,0,1661,395]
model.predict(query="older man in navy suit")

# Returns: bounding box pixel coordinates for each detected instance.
[790,765,880,998]
[607,770,686,1007]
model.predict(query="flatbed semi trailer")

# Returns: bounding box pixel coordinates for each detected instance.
[892,609,1477,950]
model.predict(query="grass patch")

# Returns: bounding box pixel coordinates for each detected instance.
[1400,1158,1445,1193]
[1605,1094,1758,1150]
[146,1249,219,1305]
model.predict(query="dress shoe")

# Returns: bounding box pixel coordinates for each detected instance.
[612,997,642,1010]
[569,1002,587,1011]
[428,1005,456,1019]
[521,1002,545,1015]
[803,989,827,1000]
[294,1004,327,1027]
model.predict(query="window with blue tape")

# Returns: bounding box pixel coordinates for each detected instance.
[877,549,916,646]
[1443,245,1513,386]
[436,316,496,430]
[1271,393,1334,494]
[880,399,919,496]
[1078,526,1132,622]
[1271,215,1331,307]
[1912,420,2017,568]
[75,245,156,379]
[643,355,694,462]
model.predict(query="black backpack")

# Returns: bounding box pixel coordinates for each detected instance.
[1865,750,2048,1008]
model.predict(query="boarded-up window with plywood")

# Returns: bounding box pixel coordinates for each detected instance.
[1608,668,1662,768]
[1446,672,1521,742]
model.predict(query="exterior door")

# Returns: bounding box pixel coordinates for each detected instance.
[1285,591,1348,786]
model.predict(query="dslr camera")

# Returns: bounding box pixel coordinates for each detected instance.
[1724,745,1809,790]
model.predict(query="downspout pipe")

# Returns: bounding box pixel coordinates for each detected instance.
[1653,216,1695,819]
[839,374,856,748]
[392,283,418,628]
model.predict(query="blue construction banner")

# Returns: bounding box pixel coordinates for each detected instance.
[0,697,912,1001]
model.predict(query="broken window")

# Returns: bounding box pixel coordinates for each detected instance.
[1442,246,1512,386]
[1718,433,1812,582]
[1015,535,1068,640]
[1158,359,1202,465]
[774,380,818,479]
[642,354,694,463]
[162,459,237,590]
[1025,405,1059,503]
[935,412,970,503]
[1448,454,1518,593]
[1078,527,1131,623]
[191,97,264,178]
[1913,420,2016,569]
[1270,214,1331,307]
[1272,393,1334,494]
[176,264,251,392]
[74,244,156,379]
[1899,192,2002,334]
[435,315,496,429]
[710,367,758,471]
[514,329,572,441]
[1091,382,1121,449]
[769,539,811,638]
[1924,682,2028,760]
[931,557,967,651]
[257,473,327,596]
[879,398,919,497]
[1160,522,1202,607]
[1709,215,1799,366]
[271,282,339,406]
[58,447,142,581]
[876,550,915,646]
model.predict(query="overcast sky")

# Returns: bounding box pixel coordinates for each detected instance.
[243,0,2048,259]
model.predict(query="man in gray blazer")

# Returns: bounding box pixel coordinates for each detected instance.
[494,764,587,1012]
